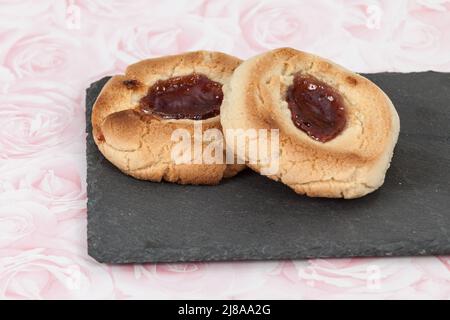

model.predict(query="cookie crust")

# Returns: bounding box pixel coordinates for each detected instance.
[221,48,400,198]
[92,51,244,185]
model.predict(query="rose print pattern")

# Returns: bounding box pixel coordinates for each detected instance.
[0,0,449,299]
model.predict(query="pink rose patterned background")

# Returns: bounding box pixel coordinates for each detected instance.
[0,0,449,299]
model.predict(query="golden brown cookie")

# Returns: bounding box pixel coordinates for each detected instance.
[92,51,245,185]
[221,48,400,198]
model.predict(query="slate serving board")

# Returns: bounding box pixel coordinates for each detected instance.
[86,72,450,264]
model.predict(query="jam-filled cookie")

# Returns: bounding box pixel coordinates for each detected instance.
[221,48,400,198]
[92,51,244,185]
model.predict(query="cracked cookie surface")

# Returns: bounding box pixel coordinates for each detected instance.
[220,48,400,198]
[92,51,245,185]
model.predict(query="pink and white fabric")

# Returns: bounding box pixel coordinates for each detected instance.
[0,0,449,299]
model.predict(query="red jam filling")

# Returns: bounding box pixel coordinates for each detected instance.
[286,74,346,142]
[139,73,223,120]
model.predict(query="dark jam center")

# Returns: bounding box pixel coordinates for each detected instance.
[139,73,223,120]
[286,74,346,142]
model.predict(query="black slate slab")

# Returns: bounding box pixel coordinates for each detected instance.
[86,72,450,264]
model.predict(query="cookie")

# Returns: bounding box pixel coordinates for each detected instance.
[92,51,245,185]
[221,48,400,198]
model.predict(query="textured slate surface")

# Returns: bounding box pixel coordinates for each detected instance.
[86,72,450,264]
